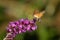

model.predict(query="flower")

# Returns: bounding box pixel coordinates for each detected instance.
[6,18,37,38]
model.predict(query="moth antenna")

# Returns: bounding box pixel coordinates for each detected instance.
[38,18,41,22]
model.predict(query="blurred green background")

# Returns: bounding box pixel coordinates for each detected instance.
[0,0,60,40]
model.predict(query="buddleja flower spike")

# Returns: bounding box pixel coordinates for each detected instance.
[3,18,37,40]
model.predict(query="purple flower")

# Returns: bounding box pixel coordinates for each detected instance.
[18,25,22,28]
[6,18,37,38]
[24,19,29,25]
[9,22,16,27]
[19,19,24,24]
[31,26,37,31]
[15,21,19,25]
[26,25,31,31]
[7,28,12,33]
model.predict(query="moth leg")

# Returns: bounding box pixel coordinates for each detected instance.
[38,18,42,22]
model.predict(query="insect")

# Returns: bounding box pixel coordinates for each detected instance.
[33,9,45,22]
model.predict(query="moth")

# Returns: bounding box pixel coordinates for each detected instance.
[33,9,45,22]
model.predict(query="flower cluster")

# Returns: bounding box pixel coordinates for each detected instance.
[6,18,37,39]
